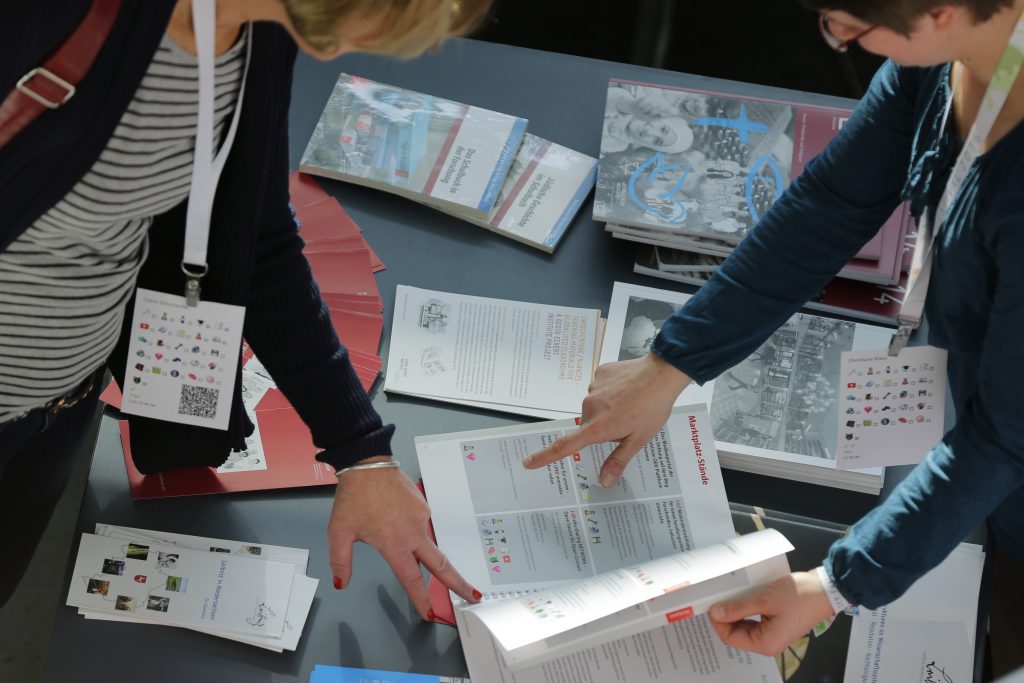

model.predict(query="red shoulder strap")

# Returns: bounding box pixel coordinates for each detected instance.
[0,0,123,149]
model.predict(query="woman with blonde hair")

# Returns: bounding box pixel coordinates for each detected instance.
[0,0,490,616]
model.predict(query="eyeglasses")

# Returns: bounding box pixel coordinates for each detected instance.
[818,14,878,52]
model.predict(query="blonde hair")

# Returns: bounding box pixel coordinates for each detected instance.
[282,0,492,58]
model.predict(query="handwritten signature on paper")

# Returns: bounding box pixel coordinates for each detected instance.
[246,600,278,627]
[924,661,954,683]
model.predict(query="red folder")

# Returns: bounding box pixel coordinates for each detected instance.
[120,408,333,500]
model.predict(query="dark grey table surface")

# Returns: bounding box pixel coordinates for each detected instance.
[42,38,956,683]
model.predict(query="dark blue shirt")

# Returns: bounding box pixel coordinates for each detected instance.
[653,61,1024,608]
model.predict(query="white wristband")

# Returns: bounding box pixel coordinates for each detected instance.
[816,566,859,616]
[334,460,400,478]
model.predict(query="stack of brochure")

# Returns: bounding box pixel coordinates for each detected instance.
[603,281,896,493]
[383,285,605,419]
[416,405,787,682]
[593,77,914,325]
[68,525,317,652]
[300,74,597,253]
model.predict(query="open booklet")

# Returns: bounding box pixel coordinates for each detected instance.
[417,404,786,681]
[458,527,792,671]
[384,285,604,419]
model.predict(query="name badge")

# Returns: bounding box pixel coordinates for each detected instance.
[121,288,245,431]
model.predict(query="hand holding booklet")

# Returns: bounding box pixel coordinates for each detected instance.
[458,527,792,672]
[417,404,787,682]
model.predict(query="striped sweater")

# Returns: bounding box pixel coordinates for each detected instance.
[0,30,246,421]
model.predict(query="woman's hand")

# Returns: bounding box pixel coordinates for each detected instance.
[327,456,480,619]
[523,353,691,486]
[709,571,836,656]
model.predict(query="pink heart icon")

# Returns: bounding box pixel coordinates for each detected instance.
[155,353,164,360]
[864,406,873,413]
[466,453,477,461]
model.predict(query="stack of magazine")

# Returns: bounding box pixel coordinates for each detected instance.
[603,281,892,493]
[300,74,598,253]
[593,78,915,326]
[68,525,318,652]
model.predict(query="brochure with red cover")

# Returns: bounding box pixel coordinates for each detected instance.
[306,250,379,298]
[290,172,385,271]
[321,292,383,314]
[289,171,330,209]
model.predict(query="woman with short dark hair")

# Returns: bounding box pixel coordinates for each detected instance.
[525,0,1024,674]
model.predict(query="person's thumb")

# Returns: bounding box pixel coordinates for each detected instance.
[709,593,766,624]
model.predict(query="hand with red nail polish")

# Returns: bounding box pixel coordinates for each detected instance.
[328,455,483,621]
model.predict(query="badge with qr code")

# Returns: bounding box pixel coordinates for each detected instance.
[121,288,246,431]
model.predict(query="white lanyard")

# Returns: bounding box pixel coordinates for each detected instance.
[889,13,1024,355]
[181,0,251,306]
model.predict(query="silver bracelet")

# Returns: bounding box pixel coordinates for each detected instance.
[334,460,401,478]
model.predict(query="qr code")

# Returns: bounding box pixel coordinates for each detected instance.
[178,384,219,419]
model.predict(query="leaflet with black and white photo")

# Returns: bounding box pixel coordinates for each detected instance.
[603,281,890,493]
[68,533,293,638]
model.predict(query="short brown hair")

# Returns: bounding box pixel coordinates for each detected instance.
[283,0,493,58]
[799,0,1013,33]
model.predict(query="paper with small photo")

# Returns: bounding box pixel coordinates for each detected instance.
[68,533,293,637]
[80,526,317,651]
[836,345,947,469]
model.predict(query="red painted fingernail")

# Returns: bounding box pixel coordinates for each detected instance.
[427,609,436,621]
[472,589,482,601]
[333,577,342,590]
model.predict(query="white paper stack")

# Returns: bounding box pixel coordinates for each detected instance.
[384,285,605,419]
[843,542,985,683]
[67,525,318,652]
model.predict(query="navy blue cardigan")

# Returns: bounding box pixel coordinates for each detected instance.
[0,0,394,471]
